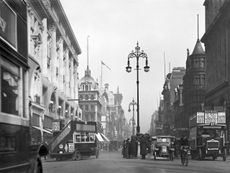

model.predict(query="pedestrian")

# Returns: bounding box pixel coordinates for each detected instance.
[140,134,147,159]
[126,138,130,159]
[130,135,138,158]
[122,140,126,158]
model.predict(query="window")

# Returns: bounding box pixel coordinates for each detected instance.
[1,58,20,115]
[74,132,95,143]
[90,94,95,100]
[200,58,205,68]
[85,105,89,111]
[85,95,89,100]
[85,85,88,91]
[47,36,52,68]
[91,105,95,111]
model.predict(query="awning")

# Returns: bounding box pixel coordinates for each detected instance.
[32,126,53,134]
[95,133,104,142]
[100,133,110,142]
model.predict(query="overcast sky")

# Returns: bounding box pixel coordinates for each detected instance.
[60,0,205,133]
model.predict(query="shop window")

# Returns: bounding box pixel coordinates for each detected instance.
[1,66,19,115]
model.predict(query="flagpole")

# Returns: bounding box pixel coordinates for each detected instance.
[101,61,103,88]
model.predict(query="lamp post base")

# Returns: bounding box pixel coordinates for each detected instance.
[136,126,140,134]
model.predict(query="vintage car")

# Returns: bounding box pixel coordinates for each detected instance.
[152,135,176,160]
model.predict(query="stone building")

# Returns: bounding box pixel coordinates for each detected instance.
[113,87,125,141]
[182,39,206,134]
[161,67,185,135]
[201,0,230,144]
[25,0,82,143]
[78,66,102,123]
[173,84,186,137]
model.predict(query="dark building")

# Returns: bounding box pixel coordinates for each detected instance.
[161,67,185,135]
[183,38,206,133]
[201,0,230,145]
[173,84,187,137]
[0,0,28,121]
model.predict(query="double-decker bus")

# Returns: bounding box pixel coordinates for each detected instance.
[49,120,99,160]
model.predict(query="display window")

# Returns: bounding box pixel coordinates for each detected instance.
[0,57,23,116]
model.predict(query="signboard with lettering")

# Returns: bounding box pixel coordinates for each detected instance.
[205,111,217,124]
[0,1,17,48]
[217,112,226,124]
[52,122,60,131]
[197,112,205,123]
[76,124,96,132]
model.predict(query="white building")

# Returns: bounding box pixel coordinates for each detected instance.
[26,0,82,143]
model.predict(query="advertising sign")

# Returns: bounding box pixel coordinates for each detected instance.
[217,112,226,124]
[205,111,217,124]
[197,112,205,123]
[76,124,96,132]
[52,122,60,131]
[0,1,17,48]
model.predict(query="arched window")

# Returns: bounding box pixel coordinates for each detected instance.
[91,105,95,111]
[85,105,89,111]
[85,95,89,100]
[90,94,95,100]
[85,85,88,91]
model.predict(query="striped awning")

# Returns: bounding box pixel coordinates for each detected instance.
[100,133,110,142]
[95,133,104,142]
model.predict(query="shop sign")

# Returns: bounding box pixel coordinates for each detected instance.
[0,1,17,48]
[197,112,204,123]
[205,111,217,124]
[76,124,96,132]
[52,122,60,131]
[217,112,226,124]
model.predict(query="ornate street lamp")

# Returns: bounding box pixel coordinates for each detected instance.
[128,98,137,135]
[126,42,150,134]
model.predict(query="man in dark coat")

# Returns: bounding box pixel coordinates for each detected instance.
[140,134,148,159]
[130,135,138,158]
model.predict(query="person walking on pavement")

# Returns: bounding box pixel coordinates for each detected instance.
[140,134,148,159]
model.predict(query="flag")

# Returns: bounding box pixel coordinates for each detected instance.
[101,61,111,70]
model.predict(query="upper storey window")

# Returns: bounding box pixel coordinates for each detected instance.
[200,58,205,68]
[0,1,17,49]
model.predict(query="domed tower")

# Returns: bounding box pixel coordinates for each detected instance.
[79,65,102,122]
[78,36,102,122]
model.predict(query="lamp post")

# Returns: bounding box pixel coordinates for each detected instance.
[126,42,150,134]
[128,98,137,135]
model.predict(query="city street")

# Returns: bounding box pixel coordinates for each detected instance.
[43,151,230,173]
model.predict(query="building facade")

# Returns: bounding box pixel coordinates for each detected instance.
[182,39,206,134]
[0,0,29,136]
[161,67,185,135]
[26,0,82,143]
[201,0,230,145]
